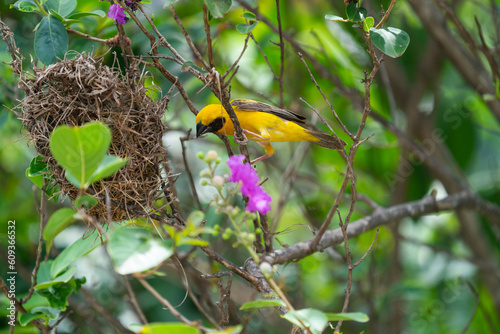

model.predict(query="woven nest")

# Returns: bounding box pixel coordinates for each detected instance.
[17,54,169,221]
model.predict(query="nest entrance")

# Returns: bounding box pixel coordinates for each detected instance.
[18,54,170,221]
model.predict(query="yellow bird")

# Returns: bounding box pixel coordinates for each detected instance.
[196,99,347,163]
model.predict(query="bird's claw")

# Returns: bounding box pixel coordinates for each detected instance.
[234,133,249,145]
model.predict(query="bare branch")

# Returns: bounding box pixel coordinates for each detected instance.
[264,191,500,265]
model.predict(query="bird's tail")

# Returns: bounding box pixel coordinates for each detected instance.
[307,130,347,151]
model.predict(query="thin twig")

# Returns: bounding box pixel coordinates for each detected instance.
[201,270,234,279]
[203,4,215,69]
[375,0,397,29]
[222,34,250,81]
[335,228,379,331]
[170,5,210,71]
[67,28,108,44]
[180,130,202,210]
[123,277,148,325]
[135,276,211,331]
[275,0,285,107]
[22,183,47,303]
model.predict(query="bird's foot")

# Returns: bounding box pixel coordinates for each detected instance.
[234,133,249,145]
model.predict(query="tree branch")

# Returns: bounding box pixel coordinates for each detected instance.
[264,191,500,265]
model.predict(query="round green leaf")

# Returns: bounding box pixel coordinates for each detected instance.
[283,309,328,334]
[74,195,98,209]
[363,16,374,32]
[345,3,367,22]
[108,227,174,275]
[242,12,256,21]
[204,0,232,18]
[369,27,410,58]
[236,22,257,34]
[12,0,39,12]
[49,122,111,189]
[34,16,68,65]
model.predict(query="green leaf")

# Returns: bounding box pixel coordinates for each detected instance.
[242,12,256,21]
[204,0,232,18]
[22,294,51,312]
[211,326,243,334]
[34,16,68,65]
[87,155,129,184]
[345,3,367,22]
[44,0,76,17]
[18,312,46,327]
[236,22,257,34]
[324,14,348,22]
[43,208,79,252]
[30,306,61,319]
[25,155,60,201]
[67,10,106,20]
[324,312,369,322]
[363,16,374,32]
[240,299,286,310]
[50,230,105,277]
[282,309,328,334]
[11,0,39,13]
[369,27,410,58]
[74,195,98,209]
[35,262,77,289]
[36,284,73,309]
[49,9,66,23]
[108,227,174,275]
[139,323,200,334]
[49,122,111,189]
[25,155,46,188]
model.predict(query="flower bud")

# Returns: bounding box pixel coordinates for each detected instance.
[206,150,218,162]
[200,168,211,178]
[197,151,204,159]
[200,179,208,186]
[212,175,225,189]
[259,262,274,278]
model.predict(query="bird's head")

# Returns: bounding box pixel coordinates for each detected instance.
[196,104,228,137]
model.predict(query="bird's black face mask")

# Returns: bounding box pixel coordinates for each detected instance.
[196,117,226,137]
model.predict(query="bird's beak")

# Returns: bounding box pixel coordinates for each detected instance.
[196,121,209,137]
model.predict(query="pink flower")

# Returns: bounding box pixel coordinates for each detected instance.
[227,155,272,215]
[108,4,129,25]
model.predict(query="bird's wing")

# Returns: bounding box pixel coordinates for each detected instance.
[230,99,307,124]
